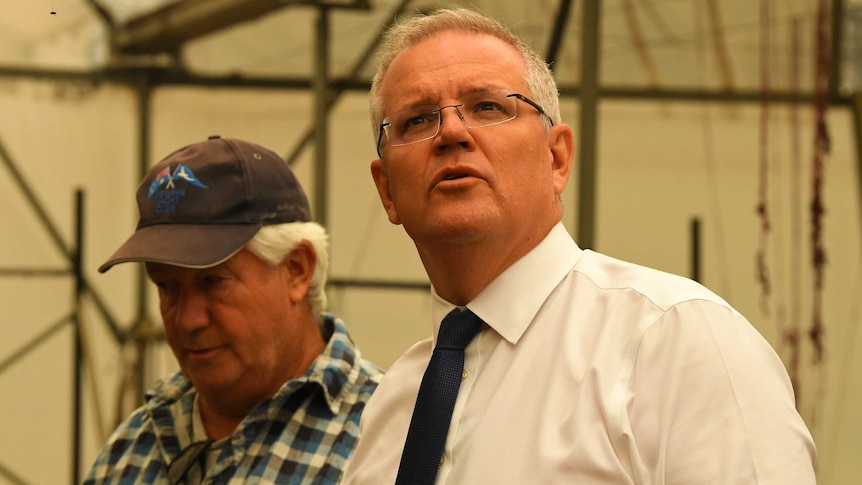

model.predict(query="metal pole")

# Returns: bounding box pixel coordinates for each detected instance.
[851,94,862,263]
[283,0,415,167]
[135,77,153,403]
[72,189,85,485]
[313,7,331,226]
[0,133,122,341]
[546,0,575,67]
[690,217,701,282]
[829,0,844,97]
[577,0,601,249]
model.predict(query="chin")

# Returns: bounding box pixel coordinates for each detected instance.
[412,217,493,244]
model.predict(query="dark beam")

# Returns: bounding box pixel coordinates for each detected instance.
[0,65,856,106]
[577,0,601,249]
[0,133,124,344]
[546,0,575,67]
[114,0,370,55]
[283,0,416,166]
[83,0,114,27]
[829,0,844,96]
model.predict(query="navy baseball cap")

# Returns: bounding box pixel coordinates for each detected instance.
[99,135,311,273]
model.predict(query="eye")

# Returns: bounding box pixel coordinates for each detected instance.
[402,112,436,131]
[152,280,172,291]
[150,279,179,303]
[474,101,504,112]
[202,274,226,287]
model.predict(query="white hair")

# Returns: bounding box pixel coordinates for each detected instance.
[245,222,329,319]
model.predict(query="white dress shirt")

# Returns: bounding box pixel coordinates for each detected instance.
[343,223,816,484]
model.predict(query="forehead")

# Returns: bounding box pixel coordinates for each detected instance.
[379,31,527,108]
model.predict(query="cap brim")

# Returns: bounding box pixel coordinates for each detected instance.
[98,223,261,273]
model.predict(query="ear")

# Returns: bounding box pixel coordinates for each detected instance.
[370,158,402,225]
[548,123,574,195]
[281,240,316,304]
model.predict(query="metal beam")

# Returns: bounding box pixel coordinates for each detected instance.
[830,0,845,96]
[577,0,601,249]
[328,277,430,291]
[546,0,574,68]
[0,65,856,107]
[283,0,416,166]
[83,0,114,27]
[113,0,370,55]
[0,133,124,343]
[313,7,331,226]
[851,93,862,264]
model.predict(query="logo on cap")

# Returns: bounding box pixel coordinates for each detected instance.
[147,164,208,213]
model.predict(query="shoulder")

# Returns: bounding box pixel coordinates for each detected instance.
[572,249,735,313]
[83,404,160,483]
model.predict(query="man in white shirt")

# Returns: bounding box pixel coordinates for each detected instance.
[343,7,816,485]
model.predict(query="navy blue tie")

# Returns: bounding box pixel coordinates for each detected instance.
[395,308,482,485]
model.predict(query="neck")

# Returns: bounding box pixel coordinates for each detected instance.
[418,222,557,305]
[197,396,249,440]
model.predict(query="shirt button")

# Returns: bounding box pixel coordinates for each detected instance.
[462,370,469,381]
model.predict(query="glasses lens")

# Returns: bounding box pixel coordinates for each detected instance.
[382,91,520,148]
[459,91,518,128]
[385,106,441,145]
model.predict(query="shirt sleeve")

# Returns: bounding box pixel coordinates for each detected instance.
[624,299,816,485]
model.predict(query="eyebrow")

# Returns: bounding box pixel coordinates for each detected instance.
[391,86,513,112]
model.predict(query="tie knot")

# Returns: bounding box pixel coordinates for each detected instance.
[437,308,482,350]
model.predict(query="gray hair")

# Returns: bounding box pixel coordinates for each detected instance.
[245,222,329,320]
[369,7,560,141]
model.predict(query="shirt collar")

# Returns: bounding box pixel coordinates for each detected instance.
[300,314,363,415]
[432,222,581,344]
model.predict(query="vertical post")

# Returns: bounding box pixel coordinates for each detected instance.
[135,77,152,404]
[314,7,331,226]
[690,217,701,283]
[852,94,862,262]
[829,0,844,97]
[577,0,602,249]
[72,189,85,485]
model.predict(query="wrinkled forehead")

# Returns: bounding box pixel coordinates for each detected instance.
[378,31,527,113]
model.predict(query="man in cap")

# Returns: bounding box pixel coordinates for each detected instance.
[84,136,382,485]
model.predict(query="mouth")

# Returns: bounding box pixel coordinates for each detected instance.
[186,346,220,359]
[434,166,482,187]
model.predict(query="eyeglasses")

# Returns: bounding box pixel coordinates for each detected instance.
[167,439,213,485]
[376,90,554,157]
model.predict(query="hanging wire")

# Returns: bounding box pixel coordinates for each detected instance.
[802,0,833,439]
[755,0,773,313]
[809,0,830,365]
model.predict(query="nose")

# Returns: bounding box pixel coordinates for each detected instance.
[165,287,209,335]
[435,105,474,150]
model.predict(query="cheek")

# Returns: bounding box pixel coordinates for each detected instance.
[387,164,414,193]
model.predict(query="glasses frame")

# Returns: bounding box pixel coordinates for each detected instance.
[376,93,554,158]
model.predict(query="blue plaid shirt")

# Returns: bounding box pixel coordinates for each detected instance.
[84,315,382,484]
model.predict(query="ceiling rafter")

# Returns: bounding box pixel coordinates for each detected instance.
[112,0,371,56]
